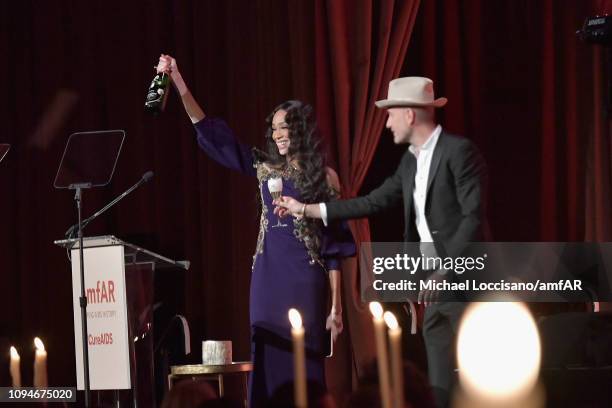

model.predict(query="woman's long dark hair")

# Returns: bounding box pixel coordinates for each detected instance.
[254,100,332,204]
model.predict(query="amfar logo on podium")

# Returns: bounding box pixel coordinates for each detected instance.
[86,280,116,304]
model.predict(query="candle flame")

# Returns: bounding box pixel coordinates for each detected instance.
[369,301,383,319]
[10,346,19,359]
[383,311,399,330]
[34,337,45,352]
[288,308,303,329]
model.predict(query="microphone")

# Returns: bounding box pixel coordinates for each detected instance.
[65,171,154,238]
[142,170,154,182]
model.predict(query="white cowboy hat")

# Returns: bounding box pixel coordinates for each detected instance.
[375,77,447,108]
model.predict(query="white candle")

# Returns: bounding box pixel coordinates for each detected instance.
[369,302,391,408]
[288,308,307,408]
[9,346,21,387]
[384,311,404,408]
[33,337,48,388]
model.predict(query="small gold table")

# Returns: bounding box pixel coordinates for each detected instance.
[168,362,253,403]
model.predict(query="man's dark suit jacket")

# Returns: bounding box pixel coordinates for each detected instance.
[326,131,489,258]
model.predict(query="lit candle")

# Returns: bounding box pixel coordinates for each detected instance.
[9,346,21,387]
[288,308,307,408]
[369,302,391,408]
[33,337,48,388]
[384,311,404,408]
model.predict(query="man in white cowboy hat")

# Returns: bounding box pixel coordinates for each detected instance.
[274,76,489,407]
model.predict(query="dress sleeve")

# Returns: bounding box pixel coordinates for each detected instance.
[194,117,256,177]
[320,219,356,271]
[318,182,356,269]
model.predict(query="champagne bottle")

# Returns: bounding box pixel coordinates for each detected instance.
[144,72,170,115]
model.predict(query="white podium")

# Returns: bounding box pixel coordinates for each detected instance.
[55,235,189,407]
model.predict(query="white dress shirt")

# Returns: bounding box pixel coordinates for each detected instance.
[410,125,442,243]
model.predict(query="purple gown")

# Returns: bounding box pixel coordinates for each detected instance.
[194,117,355,407]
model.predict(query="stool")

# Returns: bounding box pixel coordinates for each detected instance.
[168,362,253,406]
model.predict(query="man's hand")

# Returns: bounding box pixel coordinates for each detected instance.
[273,196,303,218]
[418,286,438,307]
[417,270,446,307]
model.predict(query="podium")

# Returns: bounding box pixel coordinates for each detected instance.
[55,235,189,407]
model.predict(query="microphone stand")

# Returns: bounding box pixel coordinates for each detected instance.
[66,172,154,239]
[68,182,92,408]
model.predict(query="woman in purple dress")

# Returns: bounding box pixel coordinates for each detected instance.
[157,55,355,407]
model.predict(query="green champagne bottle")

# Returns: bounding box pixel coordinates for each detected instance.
[144,72,170,115]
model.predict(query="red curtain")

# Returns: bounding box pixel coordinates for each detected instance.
[585,0,612,242]
[314,0,421,398]
[381,0,612,244]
